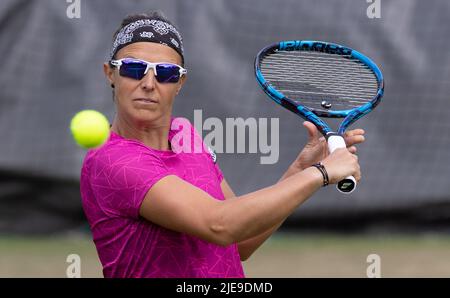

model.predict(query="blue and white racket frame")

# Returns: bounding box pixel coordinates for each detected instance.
[255,40,384,194]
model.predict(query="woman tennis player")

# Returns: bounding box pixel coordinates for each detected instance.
[80,11,364,278]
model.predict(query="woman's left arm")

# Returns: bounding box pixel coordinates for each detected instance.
[222,123,366,261]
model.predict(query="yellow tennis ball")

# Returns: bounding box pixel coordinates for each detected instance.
[70,110,110,149]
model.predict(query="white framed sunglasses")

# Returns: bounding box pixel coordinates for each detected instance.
[110,58,187,83]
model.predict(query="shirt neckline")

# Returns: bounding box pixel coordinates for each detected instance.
[109,117,179,156]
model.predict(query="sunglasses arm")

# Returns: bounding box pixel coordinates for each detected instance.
[179,68,188,77]
[110,60,122,68]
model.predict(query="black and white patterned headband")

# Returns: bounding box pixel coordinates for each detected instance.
[110,18,184,64]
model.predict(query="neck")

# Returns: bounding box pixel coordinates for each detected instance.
[111,114,172,151]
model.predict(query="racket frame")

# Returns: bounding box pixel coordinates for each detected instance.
[255,40,384,193]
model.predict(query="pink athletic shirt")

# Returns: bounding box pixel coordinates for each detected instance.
[80,117,245,278]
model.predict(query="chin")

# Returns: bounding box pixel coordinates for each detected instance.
[134,110,160,121]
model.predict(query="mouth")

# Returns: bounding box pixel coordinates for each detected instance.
[133,98,159,104]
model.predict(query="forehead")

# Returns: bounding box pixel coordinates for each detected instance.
[115,42,182,64]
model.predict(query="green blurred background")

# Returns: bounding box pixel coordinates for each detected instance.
[3,233,450,277]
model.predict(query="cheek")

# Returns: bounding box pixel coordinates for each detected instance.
[116,80,136,100]
[160,85,179,102]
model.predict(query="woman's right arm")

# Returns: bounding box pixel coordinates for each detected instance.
[139,148,360,246]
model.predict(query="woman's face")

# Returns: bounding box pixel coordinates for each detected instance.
[104,42,186,126]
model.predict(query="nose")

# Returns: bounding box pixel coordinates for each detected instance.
[140,68,157,91]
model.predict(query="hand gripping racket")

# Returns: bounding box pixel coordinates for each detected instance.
[255,41,384,194]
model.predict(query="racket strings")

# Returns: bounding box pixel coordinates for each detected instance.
[260,50,379,111]
[262,71,376,94]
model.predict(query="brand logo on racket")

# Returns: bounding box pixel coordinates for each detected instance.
[280,41,353,56]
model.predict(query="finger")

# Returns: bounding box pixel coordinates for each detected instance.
[350,161,361,182]
[344,129,365,138]
[355,168,361,182]
[348,146,357,154]
[345,135,365,146]
[303,121,320,141]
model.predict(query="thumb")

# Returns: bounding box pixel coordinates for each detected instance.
[303,121,320,142]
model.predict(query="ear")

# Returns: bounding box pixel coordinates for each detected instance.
[103,62,115,87]
[175,74,187,95]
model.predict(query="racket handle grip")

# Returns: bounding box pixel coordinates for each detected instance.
[326,134,357,194]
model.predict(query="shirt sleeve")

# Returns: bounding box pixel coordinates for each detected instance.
[213,161,224,183]
[87,142,173,219]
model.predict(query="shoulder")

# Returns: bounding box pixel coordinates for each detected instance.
[170,117,217,163]
[170,117,199,141]
[82,132,165,174]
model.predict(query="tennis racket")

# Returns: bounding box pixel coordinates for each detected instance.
[255,40,384,194]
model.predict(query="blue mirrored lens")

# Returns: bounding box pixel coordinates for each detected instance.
[120,61,147,80]
[155,64,180,83]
